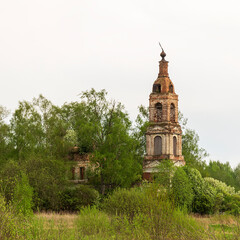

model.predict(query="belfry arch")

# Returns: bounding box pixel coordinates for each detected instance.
[155,102,162,121]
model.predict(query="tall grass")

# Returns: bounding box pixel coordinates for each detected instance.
[29,209,240,240]
[0,194,32,239]
[206,214,240,240]
[30,213,77,240]
[1,185,240,239]
[75,206,114,239]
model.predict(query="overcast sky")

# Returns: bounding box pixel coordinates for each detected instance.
[0,0,240,167]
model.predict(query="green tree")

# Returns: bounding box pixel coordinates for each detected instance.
[22,157,68,211]
[182,128,208,170]
[234,163,240,191]
[154,159,176,191]
[0,105,9,121]
[0,157,69,211]
[9,95,73,161]
[0,160,22,203]
[70,89,142,194]
[0,106,12,166]
[205,161,236,189]
[10,100,44,160]
[178,112,208,174]
[60,101,93,153]
[134,105,149,156]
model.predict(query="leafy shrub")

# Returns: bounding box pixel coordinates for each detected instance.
[102,184,207,239]
[223,194,240,215]
[172,167,194,211]
[60,185,99,211]
[183,167,215,214]
[12,171,33,216]
[101,187,148,220]
[205,177,235,196]
[22,157,68,211]
[204,177,238,213]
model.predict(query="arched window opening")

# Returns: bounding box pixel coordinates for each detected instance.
[170,103,175,122]
[153,84,161,93]
[154,136,162,155]
[173,136,177,156]
[155,103,162,122]
[169,84,173,93]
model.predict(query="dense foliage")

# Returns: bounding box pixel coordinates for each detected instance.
[60,185,100,211]
[0,89,143,211]
[154,161,240,215]
[0,88,240,216]
[172,167,194,211]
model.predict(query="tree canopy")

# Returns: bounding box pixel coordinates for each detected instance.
[0,89,240,213]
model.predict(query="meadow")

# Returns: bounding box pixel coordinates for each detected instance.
[2,185,240,240]
[31,212,240,240]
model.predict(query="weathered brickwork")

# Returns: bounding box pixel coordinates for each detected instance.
[143,51,185,180]
[69,147,90,183]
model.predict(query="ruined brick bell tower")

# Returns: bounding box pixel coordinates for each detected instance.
[143,49,185,180]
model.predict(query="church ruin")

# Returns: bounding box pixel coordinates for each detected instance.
[143,49,185,180]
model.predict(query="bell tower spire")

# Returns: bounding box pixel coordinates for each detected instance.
[143,47,185,180]
[158,50,169,77]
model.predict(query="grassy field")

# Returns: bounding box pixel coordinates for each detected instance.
[32,212,78,239]
[36,212,78,229]
[193,214,240,240]
[32,212,240,240]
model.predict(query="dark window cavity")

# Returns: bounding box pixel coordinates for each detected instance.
[173,136,177,156]
[170,103,175,122]
[80,167,85,180]
[154,136,162,155]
